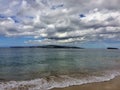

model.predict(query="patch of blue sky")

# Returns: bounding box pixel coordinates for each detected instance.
[0,36,39,47]
[37,37,45,40]
[0,14,7,19]
[79,14,86,18]
[0,14,22,23]
[10,15,34,24]
[10,16,21,23]
[103,39,120,43]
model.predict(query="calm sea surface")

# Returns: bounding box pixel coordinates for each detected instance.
[0,48,120,89]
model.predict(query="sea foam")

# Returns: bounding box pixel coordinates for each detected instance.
[0,70,120,90]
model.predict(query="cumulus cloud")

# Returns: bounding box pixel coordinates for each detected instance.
[0,0,120,45]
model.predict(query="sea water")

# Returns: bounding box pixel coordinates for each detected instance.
[0,48,120,90]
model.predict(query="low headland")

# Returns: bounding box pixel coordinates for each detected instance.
[107,47,119,50]
[10,45,84,49]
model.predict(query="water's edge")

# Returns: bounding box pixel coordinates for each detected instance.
[0,70,120,90]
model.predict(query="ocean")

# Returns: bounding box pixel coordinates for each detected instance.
[0,48,120,90]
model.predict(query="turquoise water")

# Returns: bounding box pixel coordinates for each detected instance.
[0,48,120,89]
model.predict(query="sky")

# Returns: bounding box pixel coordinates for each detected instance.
[0,0,120,48]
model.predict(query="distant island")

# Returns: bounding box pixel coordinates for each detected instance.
[10,45,84,49]
[107,47,119,50]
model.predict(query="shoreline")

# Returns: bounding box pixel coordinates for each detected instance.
[51,76,120,90]
[0,73,120,90]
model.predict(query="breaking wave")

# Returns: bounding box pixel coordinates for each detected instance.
[0,70,120,90]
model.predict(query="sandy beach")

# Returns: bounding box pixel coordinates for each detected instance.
[51,76,120,90]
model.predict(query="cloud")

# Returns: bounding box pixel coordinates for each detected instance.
[0,0,120,45]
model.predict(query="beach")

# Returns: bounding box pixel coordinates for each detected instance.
[51,76,120,90]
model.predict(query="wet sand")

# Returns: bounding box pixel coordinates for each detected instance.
[51,76,120,90]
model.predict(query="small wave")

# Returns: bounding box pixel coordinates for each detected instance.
[0,70,120,90]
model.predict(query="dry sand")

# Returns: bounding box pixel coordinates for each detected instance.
[51,76,120,90]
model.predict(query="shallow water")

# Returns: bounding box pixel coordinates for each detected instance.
[0,48,120,90]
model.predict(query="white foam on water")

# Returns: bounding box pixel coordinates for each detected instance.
[0,70,120,90]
